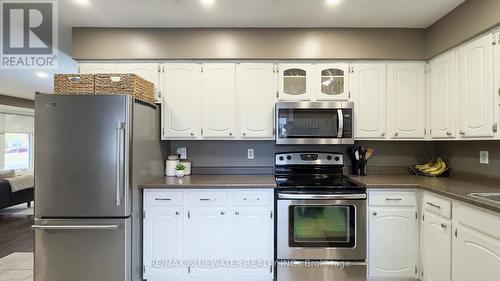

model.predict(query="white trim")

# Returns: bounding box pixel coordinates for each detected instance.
[0,105,34,116]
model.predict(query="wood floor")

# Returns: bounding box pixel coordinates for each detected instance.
[0,214,33,258]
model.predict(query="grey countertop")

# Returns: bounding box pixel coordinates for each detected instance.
[139,174,277,189]
[139,174,500,213]
[347,175,500,213]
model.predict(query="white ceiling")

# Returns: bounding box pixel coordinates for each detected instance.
[0,0,465,100]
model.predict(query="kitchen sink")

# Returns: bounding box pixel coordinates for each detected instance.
[468,193,500,204]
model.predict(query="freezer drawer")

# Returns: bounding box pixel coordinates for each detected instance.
[277,260,366,281]
[33,218,131,281]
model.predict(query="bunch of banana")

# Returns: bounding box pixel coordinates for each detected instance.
[415,158,448,176]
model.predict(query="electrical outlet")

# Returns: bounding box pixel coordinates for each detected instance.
[176,147,187,160]
[247,149,254,159]
[480,151,489,164]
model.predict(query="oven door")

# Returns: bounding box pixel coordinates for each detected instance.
[275,101,353,145]
[277,193,366,260]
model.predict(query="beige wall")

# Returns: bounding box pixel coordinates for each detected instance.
[425,0,500,59]
[72,28,426,60]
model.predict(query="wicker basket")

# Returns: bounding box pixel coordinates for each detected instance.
[94,74,155,104]
[54,74,94,94]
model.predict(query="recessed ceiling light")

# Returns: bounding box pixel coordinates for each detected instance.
[325,0,342,6]
[35,71,49,79]
[200,0,215,7]
[73,0,91,6]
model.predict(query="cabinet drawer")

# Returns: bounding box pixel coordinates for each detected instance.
[144,190,184,207]
[189,191,227,206]
[423,192,451,219]
[230,190,271,206]
[369,191,416,207]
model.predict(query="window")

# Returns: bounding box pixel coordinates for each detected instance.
[0,106,34,171]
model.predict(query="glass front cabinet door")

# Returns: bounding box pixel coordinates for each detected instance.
[315,63,350,100]
[278,64,314,100]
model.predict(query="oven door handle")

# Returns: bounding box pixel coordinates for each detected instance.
[337,109,344,138]
[288,261,367,268]
[278,193,367,200]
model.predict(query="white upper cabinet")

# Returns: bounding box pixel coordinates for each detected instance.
[78,63,117,74]
[236,63,276,139]
[201,63,236,138]
[315,63,350,100]
[368,206,418,279]
[162,63,201,139]
[388,63,426,139]
[278,63,314,100]
[351,63,387,139]
[116,63,161,102]
[430,52,458,139]
[422,211,452,281]
[458,33,495,138]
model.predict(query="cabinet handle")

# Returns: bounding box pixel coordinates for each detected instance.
[235,211,240,215]
[394,132,399,137]
[385,198,402,201]
[190,132,194,136]
[446,131,452,136]
[372,212,377,216]
[426,201,441,209]
[229,132,233,136]
[441,223,447,229]
[199,198,213,201]
[459,131,465,135]
[155,198,171,201]
[243,197,261,201]
[221,211,225,215]
[175,211,180,216]
[381,132,386,137]
[242,132,246,136]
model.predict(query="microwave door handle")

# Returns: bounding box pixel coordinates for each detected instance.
[337,109,343,138]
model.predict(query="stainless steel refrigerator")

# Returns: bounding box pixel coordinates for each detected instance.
[33,94,163,281]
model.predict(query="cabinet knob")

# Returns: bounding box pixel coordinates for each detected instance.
[242,132,246,136]
[175,211,180,216]
[221,211,225,215]
[441,223,447,229]
[459,131,465,135]
[372,212,377,216]
[235,211,240,216]
[381,132,386,137]
[446,131,452,136]
[190,132,194,136]
[229,132,233,136]
[394,132,399,137]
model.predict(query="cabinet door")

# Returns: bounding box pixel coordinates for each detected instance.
[143,207,186,278]
[78,63,117,74]
[236,63,276,139]
[458,33,495,138]
[453,225,500,281]
[422,212,451,281]
[162,63,201,139]
[388,63,426,139]
[116,63,161,102]
[201,63,236,138]
[368,207,417,278]
[430,52,457,139]
[189,207,230,277]
[351,63,387,139]
[278,63,314,100]
[230,208,273,279]
[315,63,349,100]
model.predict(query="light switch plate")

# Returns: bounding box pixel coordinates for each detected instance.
[247,149,254,159]
[480,151,489,164]
[176,147,187,160]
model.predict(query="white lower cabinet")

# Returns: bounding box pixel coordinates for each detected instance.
[452,203,500,281]
[422,211,452,281]
[368,191,418,279]
[143,189,274,281]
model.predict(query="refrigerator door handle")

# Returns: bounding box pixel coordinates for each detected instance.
[32,224,119,230]
[115,122,125,206]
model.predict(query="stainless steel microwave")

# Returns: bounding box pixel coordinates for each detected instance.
[275,101,354,145]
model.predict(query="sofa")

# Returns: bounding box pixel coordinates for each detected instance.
[0,179,33,209]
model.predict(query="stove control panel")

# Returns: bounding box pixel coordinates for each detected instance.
[275,152,343,166]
